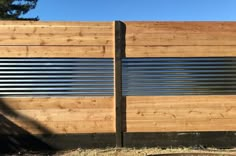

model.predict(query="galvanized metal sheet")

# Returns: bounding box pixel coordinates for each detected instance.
[122,58,236,96]
[0,58,113,97]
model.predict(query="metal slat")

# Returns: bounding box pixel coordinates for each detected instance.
[0,92,113,96]
[0,79,112,82]
[0,58,113,62]
[0,71,112,74]
[0,75,113,78]
[0,70,113,75]
[123,57,236,96]
[0,88,113,91]
[0,67,113,70]
[0,83,113,86]
[0,63,112,66]
[124,66,236,69]
[123,70,236,73]
[123,62,236,65]
[124,74,236,77]
[122,58,236,61]
[0,58,113,97]
[123,86,236,89]
[124,92,236,96]
[123,78,236,81]
[0,92,112,94]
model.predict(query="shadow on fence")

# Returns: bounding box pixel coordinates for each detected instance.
[0,99,55,154]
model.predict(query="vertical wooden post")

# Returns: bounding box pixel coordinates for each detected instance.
[113,21,125,147]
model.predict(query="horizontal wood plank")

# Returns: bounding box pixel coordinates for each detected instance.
[125,95,236,132]
[0,45,113,57]
[125,111,236,120]
[125,22,236,33]
[0,21,112,46]
[125,119,236,132]
[1,118,114,134]
[2,109,113,122]
[126,33,236,46]
[126,45,236,57]
[125,22,236,46]
[2,108,113,122]
[0,97,114,110]
[0,34,112,46]
[0,97,114,134]
[0,21,113,27]
[0,27,112,34]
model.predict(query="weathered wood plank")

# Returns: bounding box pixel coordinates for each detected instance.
[126,45,236,57]
[0,46,113,57]
[125,95,236,132]
[0,97,114,110]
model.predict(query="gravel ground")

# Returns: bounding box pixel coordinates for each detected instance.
[57,148,236,156]
[4,148,236,156]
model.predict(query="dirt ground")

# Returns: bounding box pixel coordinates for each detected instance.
[57,148,236,156]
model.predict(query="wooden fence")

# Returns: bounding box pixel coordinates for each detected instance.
[0,21,236,152]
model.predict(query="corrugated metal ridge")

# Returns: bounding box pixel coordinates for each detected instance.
[0,58,113,97]
[123,57,236,96]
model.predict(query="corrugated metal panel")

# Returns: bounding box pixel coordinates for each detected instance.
[122,58,236,96]
[0,58,113,97]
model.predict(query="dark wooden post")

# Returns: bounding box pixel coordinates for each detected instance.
[113,21,126,147]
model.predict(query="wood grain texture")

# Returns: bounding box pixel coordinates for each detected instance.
[2,108,113,123]
[125,22,236,57]
[0,45,112,57]
[2,119,114,134]
[126,45,236,57]
[125,95,236,132]
[0,27,112,34]
[3,21,236,57]
[0,34,112,46]
[0,21,112,27]
[0,21,112,46]
[125,22,236,33]
[0,97,113,110]
[0,97,114,134]
[126,32,236,46]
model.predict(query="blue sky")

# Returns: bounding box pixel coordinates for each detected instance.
[25,0,236,21]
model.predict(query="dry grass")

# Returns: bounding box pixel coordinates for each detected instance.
[57,147,236,156]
